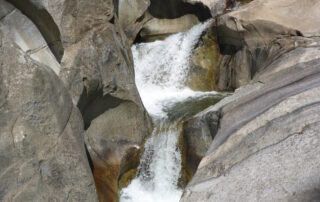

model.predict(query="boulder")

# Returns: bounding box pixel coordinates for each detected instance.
[181,43,320,201]
[27,1,153,201]
[228,0,320,37]
[181,0,320,200]
[85,102,151,202]
[2,0,153,201]
[0,25,97,201]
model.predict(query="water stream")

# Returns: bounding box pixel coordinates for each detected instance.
[120,20,216,202]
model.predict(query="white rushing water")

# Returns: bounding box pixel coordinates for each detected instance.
[120,20,213,202]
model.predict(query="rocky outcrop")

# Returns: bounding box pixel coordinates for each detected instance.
[0,8,97,201]
[229,0,320,37]
[35,1,153,201]
[1,0,153,201]
[118,0,151,43]
[181,0,320,201]
[85,102,150,202]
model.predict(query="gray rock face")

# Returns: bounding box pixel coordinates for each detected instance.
[181,0,320,201]
[1,0,153,201]
[183,41,320,202]
[0,25,97,201]
[0,0,60,74]
[229,0,320,37]
[33,1,152,201]
[6,0,64,62]
[118,0,151,43]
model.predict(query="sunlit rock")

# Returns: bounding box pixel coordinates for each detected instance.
[181,0,320,201]
[118,0,151,43]
[0,0,60,74]
[0,22,97,201]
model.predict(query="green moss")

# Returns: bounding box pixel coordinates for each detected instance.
[118,168,138,190]
[187,27,222,91]
[163,94,227,122]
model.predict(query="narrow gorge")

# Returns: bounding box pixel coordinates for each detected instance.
[120,20,223,202]
[1,0,320,202]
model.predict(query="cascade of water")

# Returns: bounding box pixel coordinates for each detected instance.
[120,20,214,202]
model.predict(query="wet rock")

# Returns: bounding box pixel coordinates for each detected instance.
[85,102,151,202]
[0,26,97,201]
[182,110,220,177]
[187,20,222,91]
[164,94,226,122]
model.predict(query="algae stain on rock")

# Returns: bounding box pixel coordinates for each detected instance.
[187,25,222,92]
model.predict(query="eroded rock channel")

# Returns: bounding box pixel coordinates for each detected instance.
[1,0,320,202]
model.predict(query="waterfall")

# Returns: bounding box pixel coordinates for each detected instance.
[120,20,214,202]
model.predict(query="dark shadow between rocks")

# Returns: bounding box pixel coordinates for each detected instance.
[149,0,211,21]
[77,88,125,130]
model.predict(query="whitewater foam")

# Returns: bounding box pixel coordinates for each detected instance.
[120,20,213,202]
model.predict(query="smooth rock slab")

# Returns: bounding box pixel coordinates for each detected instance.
[181,41,320,201]
[0,27,97,201]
